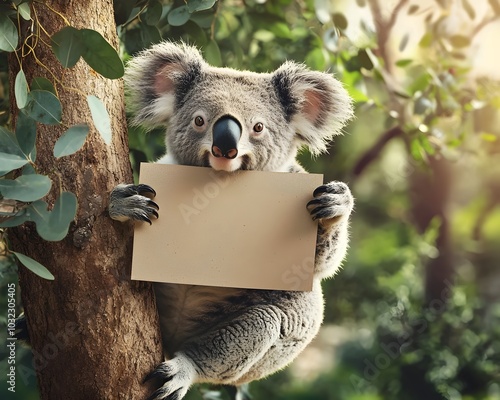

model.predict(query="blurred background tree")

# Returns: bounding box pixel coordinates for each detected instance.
[1,0,499,399]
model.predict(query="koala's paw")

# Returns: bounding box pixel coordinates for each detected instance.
[144,356,196,400]
[306,181,353,227]
[109,183,159,225]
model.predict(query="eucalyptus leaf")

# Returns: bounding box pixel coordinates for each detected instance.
[253,30,274,42]
[408,5,419,15]
[139,23,161,48]
[114,0,137,25]
[0,211,29,228]
[49,191,77,237]
[17,3,31,20]
[0,152,28,172]
[51,26,84,68]
[16,111,36,158]
[395,59,413,67]
[358,49,374,70]
[419,32,433,48]
[270,22,292,39]
[190,12,213,28]
[122,26,144,55]
[29,199,50,228]
[168,5,191,26]
[414,96,434,115]
[32,192,77,241]
[186,0,217,13]
[80,29,124,79]
[54,124,89,158]
[144,1,163,26]
[449,35,470,48]
[462,0,476,19]
[15,70,29,109]
[31,77,56,94]
[24,90,62,125]
[184,21,207,45]
[0,14,18,52]
[399,33,410,52]
[22,163,36,175]
[332,13,348,30]
[0,126,23,156]
[410,137,425,161]
[87,95,112,145]
[13,252,55,280]
[0,174,52,202]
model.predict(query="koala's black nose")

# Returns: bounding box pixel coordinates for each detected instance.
[212,116,241,159]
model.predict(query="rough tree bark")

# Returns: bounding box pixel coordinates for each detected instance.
[8,1,162,398]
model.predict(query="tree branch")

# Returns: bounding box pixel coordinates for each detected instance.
[388,0,410,33]
[352,126,404,177]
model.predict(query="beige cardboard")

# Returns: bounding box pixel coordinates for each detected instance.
[131,163,323,291]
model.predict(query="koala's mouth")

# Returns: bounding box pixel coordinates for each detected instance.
[203,152,251,172]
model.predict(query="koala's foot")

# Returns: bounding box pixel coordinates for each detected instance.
[14,313,30,345]
[109,184,159,224]
[144,355,196,400]
[306,181,353,229]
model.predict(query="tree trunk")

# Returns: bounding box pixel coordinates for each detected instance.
[409,157,454,305]
[8,1,162,398]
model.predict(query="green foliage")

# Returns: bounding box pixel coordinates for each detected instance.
[24,90,62,125]
[29,192,78,242]
[79,29,125,79]
[51,26,85,68]
[87,95,112,145]
[0,2,124,278]
[0,174,52,202]
[51,26,124,78]
[53,124,90,158]
[12,252,54,280]
[14,70,29,108]
[0,13,18,52]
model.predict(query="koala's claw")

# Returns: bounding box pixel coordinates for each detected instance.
[109,183,159,224]
[146,388,182,400]
[307,181,353,224]
[144,357,194,400]
[136,184,157,198]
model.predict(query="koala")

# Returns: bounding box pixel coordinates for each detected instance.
[109,42,354,400]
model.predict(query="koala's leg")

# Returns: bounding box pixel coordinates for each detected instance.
[108,183,159,224]
[307,181,354,278]
[145,306,284,400]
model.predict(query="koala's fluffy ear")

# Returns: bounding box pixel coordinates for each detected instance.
[272,62,353,155]
[125,42,205,127]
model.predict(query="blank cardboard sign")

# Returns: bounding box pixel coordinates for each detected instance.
[131,163,323,291]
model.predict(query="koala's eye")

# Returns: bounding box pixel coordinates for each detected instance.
[253,122,264,133]
[194,116,205,127]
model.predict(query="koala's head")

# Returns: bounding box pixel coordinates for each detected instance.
[125,42,353,172]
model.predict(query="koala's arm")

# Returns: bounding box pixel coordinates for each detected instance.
[307,181,354,279]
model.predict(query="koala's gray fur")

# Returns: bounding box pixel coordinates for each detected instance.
[109,42,354,400]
